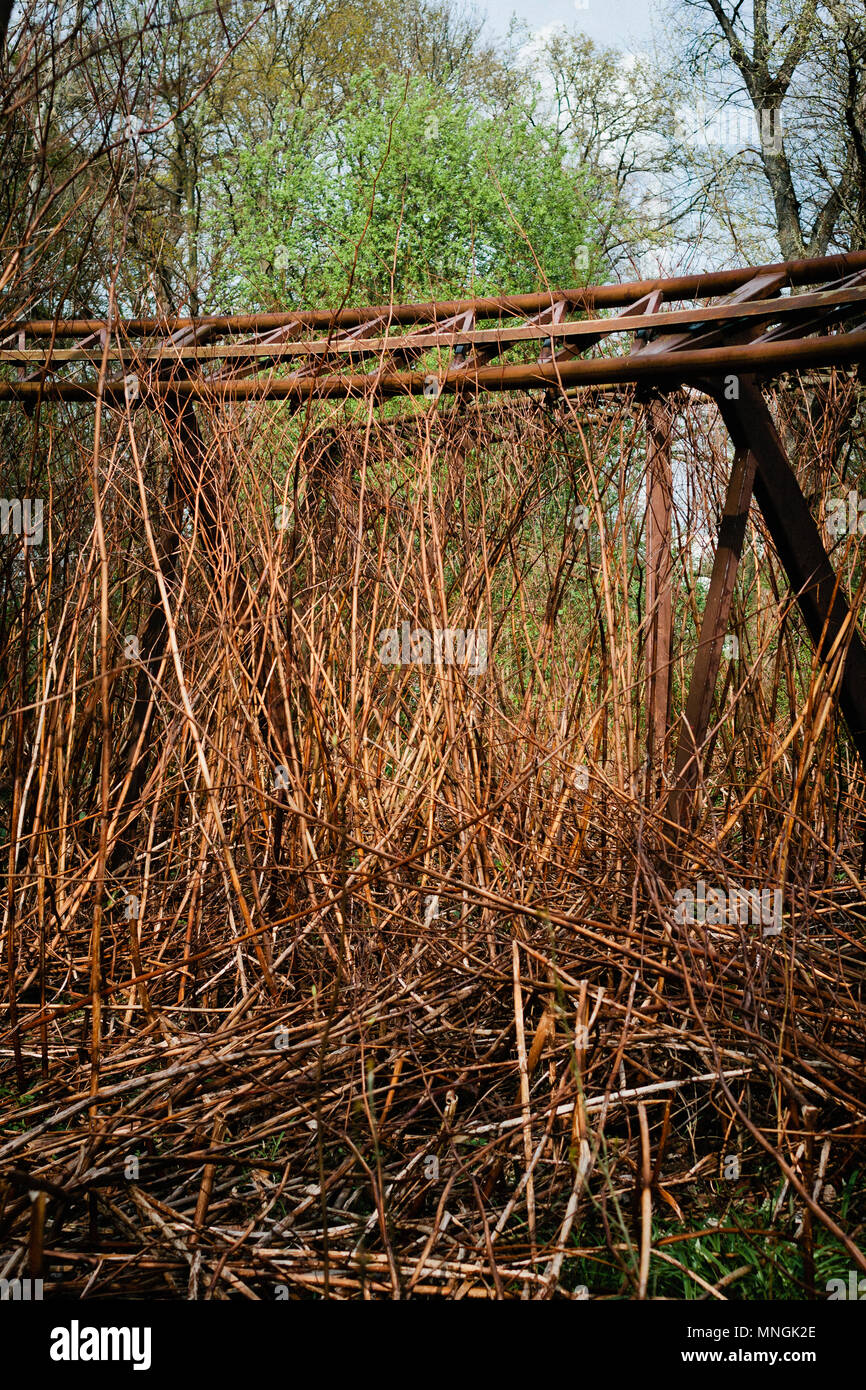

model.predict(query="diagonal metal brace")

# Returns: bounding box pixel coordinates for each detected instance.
[670,372,866,829]
[719,376,866,765]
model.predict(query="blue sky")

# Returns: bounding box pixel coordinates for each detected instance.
[482,0,660,51]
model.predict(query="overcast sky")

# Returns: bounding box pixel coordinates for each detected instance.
[482,0,661,51]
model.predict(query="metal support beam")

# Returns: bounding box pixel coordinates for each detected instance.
[668,436,758,827]
[645,398,674,782]
[670,373,866,829]
[718,377,866,766]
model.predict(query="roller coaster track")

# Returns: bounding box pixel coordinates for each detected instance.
[1,249,866,403]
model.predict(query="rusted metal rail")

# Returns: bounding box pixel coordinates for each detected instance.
[2,250,866,403]
[6,248,866,338]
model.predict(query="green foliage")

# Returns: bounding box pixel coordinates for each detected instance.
[562,1172,864,1300]
[207,72,599,310]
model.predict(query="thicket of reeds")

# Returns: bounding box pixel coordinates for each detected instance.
[1,368,865,1298]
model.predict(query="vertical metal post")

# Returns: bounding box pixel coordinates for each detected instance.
[645,397,673,786]
[668,438,757,827]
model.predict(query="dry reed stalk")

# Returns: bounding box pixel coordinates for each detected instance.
[0,370,863,1298]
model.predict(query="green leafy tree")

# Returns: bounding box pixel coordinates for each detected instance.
[206,72,599,309]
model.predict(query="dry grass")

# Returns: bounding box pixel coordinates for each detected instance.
[1,374,864,1298]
